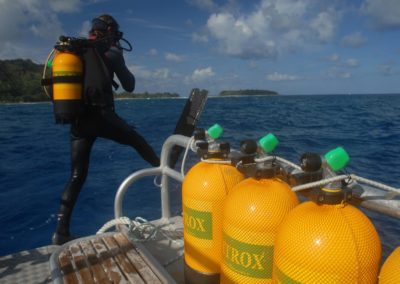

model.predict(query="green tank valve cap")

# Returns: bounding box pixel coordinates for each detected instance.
[324,146,350,171]
[47,60,53,68]
[259,133,279,153]
[207,123,223,139]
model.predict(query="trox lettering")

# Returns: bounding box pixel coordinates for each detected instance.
[183,206,213,239]
[223,240,266,270]
[185,214,207,232]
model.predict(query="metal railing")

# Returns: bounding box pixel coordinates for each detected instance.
[114,134,191,220]
[114,134,400,222]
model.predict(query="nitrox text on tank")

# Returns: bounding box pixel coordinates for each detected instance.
[273,147,382,284]
[220,134,299,284]
[182,124,245,284]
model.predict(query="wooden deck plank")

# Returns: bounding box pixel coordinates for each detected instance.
[90,237,124,283]
[69,242,95,284]
[103,235,145,284]
[58,249,79,284]
[79,239,112,284]
[54,232,171,284]
[114,233,162,284]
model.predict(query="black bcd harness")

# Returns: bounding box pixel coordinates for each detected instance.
[41,37,119,123]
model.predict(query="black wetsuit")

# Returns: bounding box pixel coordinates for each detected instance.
[55,46,160,238]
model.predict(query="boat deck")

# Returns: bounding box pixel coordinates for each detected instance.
[0,244,58,284]
[0,217,184,284]
[50,232,174,284]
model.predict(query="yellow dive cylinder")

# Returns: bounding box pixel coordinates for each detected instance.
[273,190,382,283]
[379,247,400,284]
[274,149,382,283]
[182,137,245,283]
[220,138,299,283]
[222,177,299,283]
[52,50,83,123]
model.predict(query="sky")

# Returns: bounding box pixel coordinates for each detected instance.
[0,0,399,96]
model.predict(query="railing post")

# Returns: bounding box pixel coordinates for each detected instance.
[114,135,191,220]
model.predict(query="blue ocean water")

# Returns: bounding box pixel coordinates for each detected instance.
[0,94,399,260]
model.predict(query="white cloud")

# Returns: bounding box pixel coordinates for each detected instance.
[309,9,338,42]
[0,0,83,59]
[340,72,352,79]
[327,55,360,68]
[148,49,158,56]
[79,21,92,37]
[0,42,31,60]
[207,12,277,59]
[206,0,341,59]
[128,65,185,94]
[379,63,396,76]
[326,69,352,79]
[329,54,340,62]
[130,65,153,79]
[131,65,172,80]
[341,32,367,47]
[0,2,26,40]
[346,58,360,67]
[49,0,82,13]
[362,0,400,28]
[267,0,308,17]
[187,0,216,11]
[153,68,171,79]
[165,52,185,63]
[266,72,299,81]
[189,67,215,82]
[192,32,209,43]
[1,0,81,39]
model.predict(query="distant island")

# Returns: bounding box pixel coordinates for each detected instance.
[1,59,278,103]
[219,89,278,97]
[0,59,47,103]
[117,91,179,99]
[0,59,179,103]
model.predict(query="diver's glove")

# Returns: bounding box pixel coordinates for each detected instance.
[105,46,125,68]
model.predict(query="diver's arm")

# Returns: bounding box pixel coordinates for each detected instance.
[105,46,135,92]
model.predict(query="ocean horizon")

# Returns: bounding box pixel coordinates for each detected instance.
[1,93,399,261]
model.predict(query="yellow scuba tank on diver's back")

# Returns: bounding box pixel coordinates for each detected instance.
[52,52,83,101]
[182,124,245,284]
[221,134,299,284]
[42,36,85,123]
[273,147,382,284]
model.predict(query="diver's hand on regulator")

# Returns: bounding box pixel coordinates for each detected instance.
[106,46,126,67]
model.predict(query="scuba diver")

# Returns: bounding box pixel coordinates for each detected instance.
[52,14,160,245]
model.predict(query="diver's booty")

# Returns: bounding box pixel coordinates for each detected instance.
[52,232,79,245]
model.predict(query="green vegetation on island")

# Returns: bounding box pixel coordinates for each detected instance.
[118,91,179,99]
[219,89,278,97]
[1,59,279,103]
[0,59,48,103]
[0,59,180,103]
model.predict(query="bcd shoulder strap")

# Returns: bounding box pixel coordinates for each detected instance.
[81,47,114,108]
